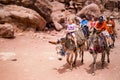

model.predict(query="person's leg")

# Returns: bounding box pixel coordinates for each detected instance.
[74,37,77,47]
[72,33,77,47]
[102,30,110,47]
[106,35,113,48]
[84,26,89,38]
[109,34,114,48]
[105,36,108,44]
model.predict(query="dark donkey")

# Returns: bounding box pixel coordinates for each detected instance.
[56,29,85,70]
[88,32,110,75]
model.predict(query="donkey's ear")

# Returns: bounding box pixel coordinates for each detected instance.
[60,37,66,42]
[93,28,96,34]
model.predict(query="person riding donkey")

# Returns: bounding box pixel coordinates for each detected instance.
[65,17,78,48]
[106,16,115,48]
[88,17,111,74]
[56,16,86,65]
[95,16,112,48]
[56,17,78,60]
[80,15,89,39]
[89,16,97,35]
[110,16,117,36]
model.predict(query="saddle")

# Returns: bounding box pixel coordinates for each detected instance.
[95,34,107,53]
[89,33,107,53]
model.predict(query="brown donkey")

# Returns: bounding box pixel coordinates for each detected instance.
[56,31,85,70]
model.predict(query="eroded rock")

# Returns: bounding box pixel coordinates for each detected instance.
[0,23,14,38]
[77,3,101,19]
[0,5,46,31]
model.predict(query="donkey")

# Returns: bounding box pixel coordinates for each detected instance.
[88,32,110,75]
[56,29,86,70]
[56,34,77,70]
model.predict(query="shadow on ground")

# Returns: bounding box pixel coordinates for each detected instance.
[53,60,84,74]
[84,61,110,74]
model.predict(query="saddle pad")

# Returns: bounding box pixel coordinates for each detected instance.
[75,29,85,45]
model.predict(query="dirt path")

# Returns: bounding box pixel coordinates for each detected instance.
[0,21,120,80]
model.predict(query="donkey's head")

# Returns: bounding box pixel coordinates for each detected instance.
[89,33,100,52]
[56,38,67,60]
[56,35,76,60]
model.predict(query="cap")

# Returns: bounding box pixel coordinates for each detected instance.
[99,16,104,22]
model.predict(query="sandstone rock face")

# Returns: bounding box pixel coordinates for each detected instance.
[56,0,66,3]
[51,10,66,25]
[0,23,14,38]
[55,0,86,3]
[34,0,52,23]
[84,0,109,5]
[84,0,118,12]
[53,21,63,31]
[0,0,53,23]
[51,1,65,22]
[103,10,120,19]
[50,1,66,30]
[0,0,15,4]
[77,3,101,19]
[51,1,65,12]
[0,4,46,31]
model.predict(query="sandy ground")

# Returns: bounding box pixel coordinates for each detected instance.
[0,21,120,80]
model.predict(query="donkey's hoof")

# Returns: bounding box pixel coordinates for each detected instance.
[81,60,84,64]
[101,65,104,69]
[108,60,110,63]
[58,58,62,61]
[92,72,95,76]
[70,68,73,71]
[72,64,76,67]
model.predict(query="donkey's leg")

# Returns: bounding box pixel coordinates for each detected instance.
[69,51,74,70]
[73,51,78,67]
[81,50,84,64]
[101,51,105,68]
[66,52,70,65]
[111,34,115,47]
[107,50,110,63]
[81,45,85,64]
[92,53,97,75]
[79,48,82,58]
[86,40,89,50]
